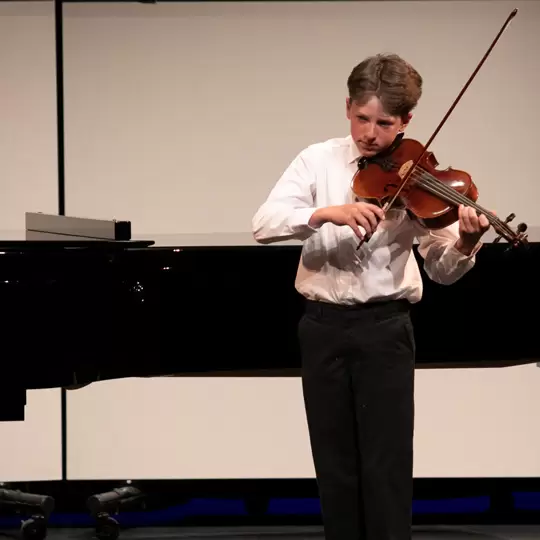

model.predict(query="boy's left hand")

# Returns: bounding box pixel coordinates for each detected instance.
[455,204,490,255]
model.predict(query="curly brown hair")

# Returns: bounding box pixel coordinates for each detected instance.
[347,53,423,118]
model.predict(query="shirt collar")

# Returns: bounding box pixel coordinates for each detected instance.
[346,135,362,164]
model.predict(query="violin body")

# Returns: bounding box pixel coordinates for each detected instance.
[351,138,479,230]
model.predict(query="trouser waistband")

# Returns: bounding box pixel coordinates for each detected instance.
[304,298,410,319]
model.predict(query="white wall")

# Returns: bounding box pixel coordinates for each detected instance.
[0,1,58,233]
[66,364,540,480]
[61,0,539,237]
[1,0,539,482]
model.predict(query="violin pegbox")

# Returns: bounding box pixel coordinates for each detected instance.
[493,212,528,249]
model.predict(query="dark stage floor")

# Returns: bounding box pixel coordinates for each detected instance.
[6,525,539,540]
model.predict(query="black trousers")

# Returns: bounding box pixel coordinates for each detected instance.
[298,299,416,540]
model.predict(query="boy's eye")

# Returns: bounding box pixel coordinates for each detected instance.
[356,115,393,128]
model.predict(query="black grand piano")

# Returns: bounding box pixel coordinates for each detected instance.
[0,211,539,539]
[2,211,539,417]
[3,211,538,412]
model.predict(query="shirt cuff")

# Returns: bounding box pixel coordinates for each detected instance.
[290,207,321,233]
[449,238,482,260]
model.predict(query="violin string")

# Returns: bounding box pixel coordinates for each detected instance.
[411,168,516,238]
[413,166,496,219]
[409,169,498,222]
[411,170,514,239]
[388,165,516,239]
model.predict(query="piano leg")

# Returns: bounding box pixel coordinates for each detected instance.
[0,484,54,540]
[86,483,145,540]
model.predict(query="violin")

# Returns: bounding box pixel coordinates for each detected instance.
[352,8,528,250]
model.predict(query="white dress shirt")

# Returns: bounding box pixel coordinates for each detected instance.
[252,135,481,305]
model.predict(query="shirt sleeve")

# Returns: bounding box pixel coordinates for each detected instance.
[252,147,320,244]
[414,220,482,285]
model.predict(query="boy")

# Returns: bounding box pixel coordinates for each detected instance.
[252,53,490,540]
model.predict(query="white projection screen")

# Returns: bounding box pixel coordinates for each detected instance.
[1,0,539,482]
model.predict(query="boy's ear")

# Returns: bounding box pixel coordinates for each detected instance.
[401,113,413,129]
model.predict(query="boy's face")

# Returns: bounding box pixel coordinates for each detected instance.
[346,95,410,157]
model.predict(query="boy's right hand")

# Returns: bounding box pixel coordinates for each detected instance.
[309,203,385,239]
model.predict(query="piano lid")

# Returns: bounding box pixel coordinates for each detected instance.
[2,229,540,250]
[135,232,301,248]
[131,226,540,249]
[0,230,154,251]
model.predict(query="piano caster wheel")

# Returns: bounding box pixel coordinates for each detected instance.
[95,513,120,540]
[20,515,47,540]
